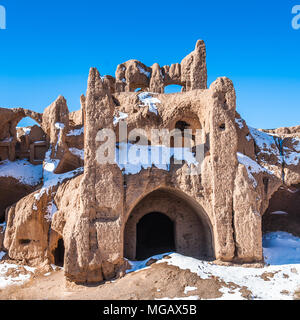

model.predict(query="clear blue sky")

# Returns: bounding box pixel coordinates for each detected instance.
[0,0,299,128]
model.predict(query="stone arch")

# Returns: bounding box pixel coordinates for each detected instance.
[171,115,202,132]
[168,114,202,148]
[0,109,42,162]
[15,117,48,164]
[124,187,214,260]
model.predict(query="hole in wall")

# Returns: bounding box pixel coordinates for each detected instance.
[19,239,31,245]
[219,123,226,130]
[164,85,182,94]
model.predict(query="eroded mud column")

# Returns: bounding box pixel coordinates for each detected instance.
[208,77,238,261]
[64,68,124,283]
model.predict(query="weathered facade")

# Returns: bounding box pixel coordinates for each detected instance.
[1,40,300,284]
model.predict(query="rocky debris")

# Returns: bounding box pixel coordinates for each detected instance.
[146,258,158,267]
[262,125,300,138]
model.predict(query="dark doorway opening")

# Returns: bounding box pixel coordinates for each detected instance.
[175,120,190,132]
[263,185,300,237]
[53,238,65,267]
[136,212,175,260]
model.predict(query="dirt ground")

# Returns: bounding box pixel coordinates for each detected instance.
[0,262,251,300]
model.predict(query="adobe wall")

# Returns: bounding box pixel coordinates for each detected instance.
[60,62,241,283]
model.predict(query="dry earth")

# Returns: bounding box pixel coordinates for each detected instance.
[0,262,250,300]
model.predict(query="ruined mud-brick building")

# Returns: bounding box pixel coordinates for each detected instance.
[1,40,300,283]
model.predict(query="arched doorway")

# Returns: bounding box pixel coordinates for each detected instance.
[136,212,175,260]
[16,117,47,164]
[124,188,214,260]
[0,117,47,222]
[262,184,300,236]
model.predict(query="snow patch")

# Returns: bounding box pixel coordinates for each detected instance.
[34,148,83,201]
[237,152,267,188]
[0,222,6,233]
[1,137,13,143]
[138,92,161,115]
[113,112,128,126]
[248,127,281,160]
[0,251,5,260]
[45,201,58,222]
[235,118,244,129]
[156,296,199,300]
[246,134,252,142]
[284,138,300,166]
[271,211,288,215]
[125,231,300,300]
[137,66,151,78]
[157,252,300,300]
[116,143,199,175]
[67,127,84,137]
[210,287,244,300]
[55,122,65,130]
[69,148,84,160]
[126,253,172,274]
[0,263,36,289]
[16,127,31,138]
[263,231,300,265]
[0,160,43,186]
[184,286,197,294]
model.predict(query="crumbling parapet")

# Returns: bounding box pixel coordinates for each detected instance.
[115,40,207,94]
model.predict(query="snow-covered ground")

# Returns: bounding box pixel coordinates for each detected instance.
[113,111,128,125]
[127,231,300,300]
[138,92,160,115]
[0,160,43,186]
[69,147,84,160]
[237,152,271,188]
[34,148,83,202]
[0,261,36,289]
[0,232,299,299]
[263,231,300,265]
